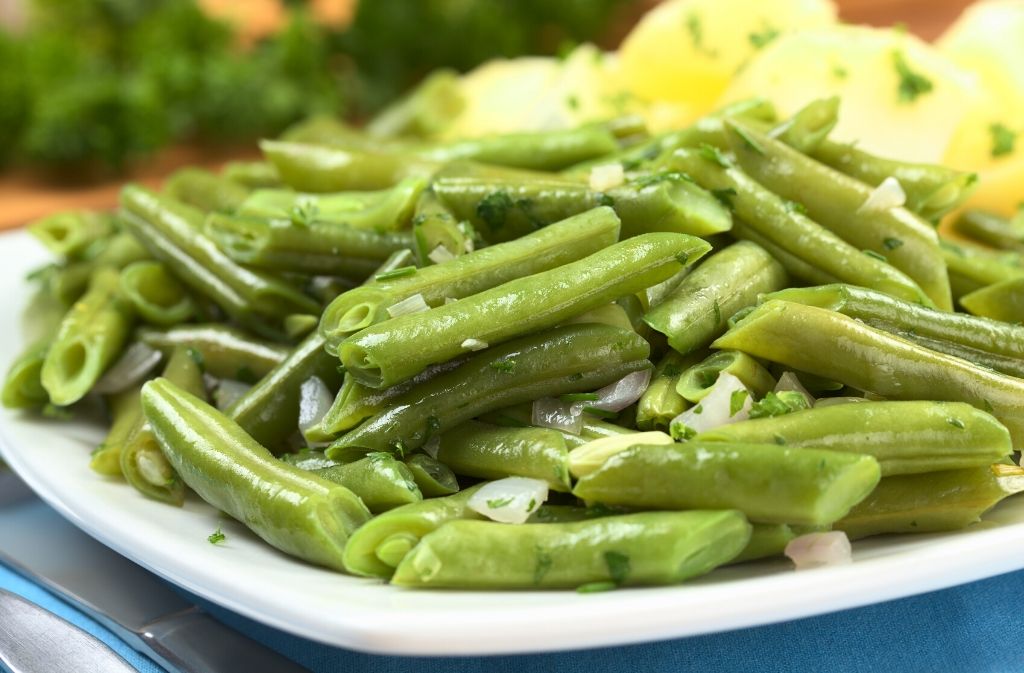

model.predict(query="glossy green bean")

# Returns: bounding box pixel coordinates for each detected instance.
[960,277,1024,323]
[643,241,787,355]
[41,267,134,406]
[221,161,282,189]
[725,122,951,310]
[768,97,839,154]
[342,484,485,578]
[314,453,422,513]
[714,300,1024,447]
[319,207,621,352]
[636,350,700,432]
[119,261,194,326]
[260,140,439,192]
[411,188,473,265]
[89,385,143,477]
[435,420,571,491]
[2,338,51,409]
[952,210,1024,253]
[163,168,250,214]
[327,324,651,460]
[339,232,706,388]
[941,240,1024,301]
[677,350,776,402]
[666,148,934,307]
[697,401,1011,476]
[729,219,840,286]
[836,464,1024,540]
[138,324,287,382]
[420,126,619,171]
[728,523,800,564]
[433,173,730,243]
[404,454,460,497]
[28,211,113,259]
[391,510,751,589]
[141,377,372,570]
[573,442,881,526]
[767,284,1024,378]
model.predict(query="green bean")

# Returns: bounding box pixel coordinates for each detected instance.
[339,232,706,388]
[320,208,621,351]
[411,188,473,265]
[236,177,426,233]
[960,277,1024,323]
[2,339,51,409]
[729,220,840,286]
[260,140,440,192]
[28,211,113,259]
[636,351,699,432]
[120,186,319,337]
[119,261,194,327]
[809,140,977,222]
[163,167,249,214]
[435,420,571,491]
[327,324,651,460]
[952,210,1024,253]
[137,324,287,382]
[836,464,1024,540]
[284,314,319,340]
[391,510,751,589]
[941,239,1024,301]
[433,173,730,242]
[205,213,415,276]
[573,442,881,526]
[120,346,206,505]
[714,300,1024,447]
[40,232,150,306]
[643,241,787,355]
[141,377,371,570]
[40,267,134,406]
[221,161,282,189]
[89,386,143,477]
[279,449,340,471]
[281,115,391,148]
[677,350,776,402]
[767,284,1024,378]
[343,484,486,578]
[366,70,464,139]
[724,122,951,310]
[567,431,675,478]
[421,126,620,171]
[314,453,422,513]
[729,524,800,564]
[666,147,934,307]
[697,401,1011,476]
[768,97,839,154]
[477,403,634,449]
[404,454,459,497]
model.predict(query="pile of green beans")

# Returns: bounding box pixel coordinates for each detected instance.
[9,93,1024,592]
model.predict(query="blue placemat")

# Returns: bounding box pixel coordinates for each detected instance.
[3,520,1024,673]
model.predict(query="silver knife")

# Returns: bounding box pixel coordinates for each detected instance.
[0,588,137,673]
[0,494,311,673]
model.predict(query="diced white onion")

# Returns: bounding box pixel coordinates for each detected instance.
[92,343,163,394]
[386,293,430,318]
[568,431,674,478]
[532,397,583,435]
[784,532,852,570]
[858,177,906,213]
[461,338,488,351]
[589,163,625,191]
[213,380,251,411]
[298,376,333,435]
[774,371,815,408]
[670,372,751,438]
[428,245,456,265]
[588,369,652,413]
[467,477,549,524]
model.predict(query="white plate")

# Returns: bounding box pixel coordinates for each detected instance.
[3,227,1024,656]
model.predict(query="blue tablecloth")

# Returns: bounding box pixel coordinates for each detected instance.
[3,515,1023,673]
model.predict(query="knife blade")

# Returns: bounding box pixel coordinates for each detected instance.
[0,498,311,673]
[0,588,137,673]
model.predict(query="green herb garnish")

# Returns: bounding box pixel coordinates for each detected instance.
[893,50,933,103]
[729,389,748,417]
[883,237,904,251]
[699,144,731,168]
[486,497,514,508]
[863,249,888,263]
[208,528,226,545]
[489,359,516,373]
[560,392,599,402]
[604,551,631,584]
[990,123,1017,158]
[374,265,417,282]
[476,191,514,231]
[748,26,780,50]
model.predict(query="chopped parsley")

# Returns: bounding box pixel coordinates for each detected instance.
[729,389,748,417]
[863,249,888,263]
[489,359,516,373]
[832,64,848,80]
[748,391,810,419]
[670,420,698,441]
[883,237,904,251]
[289,202,319,227]
[692,404,704,415]
[476,191,514,231]
[733,125,765,154]
[685,12,703,51]
[892,50,933,103]
[699,143,731,168]
[784,200,808,216]
[711,187,737,209]
[676,251,690,265]
[773,434,787,445]
[748,26,780,50]
[596,193,616,207]
[604,551,631,584]
[565,94,579,110]
[560,392,599,402]
[374,265,417,282]
[186,347,205,371]
[208,527,226,545]
[989,123,1017,158]
[486,497,514,509]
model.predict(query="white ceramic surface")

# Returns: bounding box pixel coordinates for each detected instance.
[3,228,1024,656]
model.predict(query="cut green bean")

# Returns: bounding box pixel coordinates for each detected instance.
[677,350,776,402]
[404,454,459,497]
[411,188,473,265]
[314,453,422,513]
[941,239,1024,301]
[29,211,113,259]
[636,350,702,432]
[89,386,143,477]
[222,161,282,189]
[960,277,1024,323]
[138,324,287,382]
[119,261,194,326]
[163,167,250,214]
[435,420,571,491]
[729,524,800,564]
[2,338,51,409]
[952,210,1024,254]
[768,97,839,154]
[261,140,440,192]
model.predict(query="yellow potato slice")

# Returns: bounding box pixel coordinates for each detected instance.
[721,25,983,164]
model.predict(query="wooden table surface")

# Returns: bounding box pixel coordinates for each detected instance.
[0,0,975,231]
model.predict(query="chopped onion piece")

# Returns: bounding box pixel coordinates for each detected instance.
[213,380,251,411]
[784,532,852,570]
[468,477,549,524]
[461,338,488,351]
[92,343,162,394]
[386,293,430,318]
[858,177,905,213]
[670,372,751,439]
[589,163,625,191]
[532,397,583,435]
[428,245,456,264]
[774,371,815,408]
[298,376,333,435]
[588,369,652,413]
[569,431,674,478]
